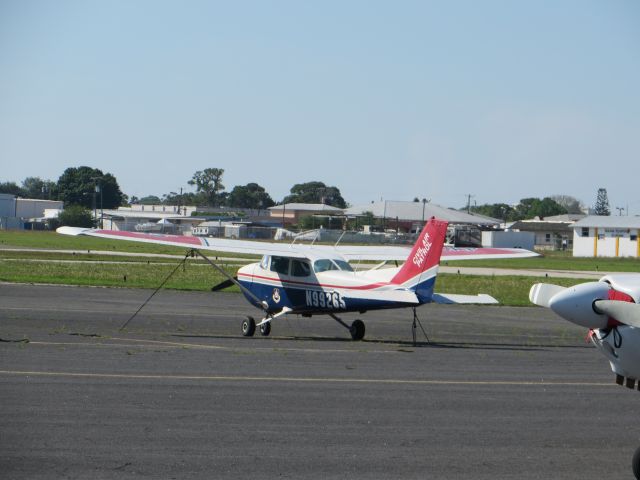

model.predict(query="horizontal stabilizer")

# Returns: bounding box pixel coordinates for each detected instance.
[431,293,498,305]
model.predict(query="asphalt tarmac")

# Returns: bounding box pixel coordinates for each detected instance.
[1,283,639,479]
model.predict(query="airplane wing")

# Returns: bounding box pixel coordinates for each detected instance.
[328,244,539,261]
[56,227,537,262]
[56,227,309,258]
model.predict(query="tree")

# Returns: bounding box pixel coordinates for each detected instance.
[0,181,24,196]
[138,195,162,205]
[57,167,125,209]
[550,195,584,214]
[227,183,275,209]
[469,203,515,221]
[57,205,95,228]
[594,188,611,216]
[21,177,57,199]
[188,168,225,206]
[283,181,347,208]
[515,197,566,219]
[469,197,566,221]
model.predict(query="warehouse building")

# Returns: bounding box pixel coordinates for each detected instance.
[0,194,64,230]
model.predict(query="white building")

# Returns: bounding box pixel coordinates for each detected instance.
[0,194,64,229]
[571,216,640,258]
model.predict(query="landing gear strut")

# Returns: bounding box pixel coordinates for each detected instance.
[330,314,365,341]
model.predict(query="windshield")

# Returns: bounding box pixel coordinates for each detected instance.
[333,260,353,272]
[313,259,353,273]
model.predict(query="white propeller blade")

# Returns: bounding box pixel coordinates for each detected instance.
[593,300,640,328]
[529,283,567,308]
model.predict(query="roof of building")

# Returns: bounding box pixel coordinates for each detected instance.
[268,203,343,213]
[344,201,500,225]
[572,215,640,229]
[540,214,586,222]
[510,220,573,233]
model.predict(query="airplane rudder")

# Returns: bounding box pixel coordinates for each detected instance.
[391,217,448,285]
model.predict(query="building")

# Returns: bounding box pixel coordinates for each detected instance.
[344,201,500,230]
[0,194,64,230]
[268,203,344,227]
[509,215,584,250]
[571,216,640,258]
[100,207,203,234]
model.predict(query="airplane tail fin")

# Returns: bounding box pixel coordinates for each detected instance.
[390,217,448,302]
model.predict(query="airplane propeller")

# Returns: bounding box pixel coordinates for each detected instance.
[593,300,640,329]
[530,282,640,329]
[211,277,237,292]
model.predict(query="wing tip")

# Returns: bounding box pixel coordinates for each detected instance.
[56,226,92,236]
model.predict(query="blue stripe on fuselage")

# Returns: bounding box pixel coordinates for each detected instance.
[237,276,436,315]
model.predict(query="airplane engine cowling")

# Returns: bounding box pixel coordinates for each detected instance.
[548,282,611,329]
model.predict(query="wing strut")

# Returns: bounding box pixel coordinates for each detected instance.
[120,249,269,331]
[120,250,193,330]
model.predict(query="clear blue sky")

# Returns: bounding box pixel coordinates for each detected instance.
[1,0,639,213]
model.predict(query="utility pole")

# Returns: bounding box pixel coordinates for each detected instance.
[466,194,475,214]
[616,206,625,216]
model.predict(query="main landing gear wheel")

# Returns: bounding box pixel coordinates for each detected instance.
[350,319,365,341]
[633,446,640,479]
[259,322,271,336]
[242,316,256,337]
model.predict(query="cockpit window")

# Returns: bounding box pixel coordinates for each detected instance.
[291,259,311,277]
[270,256,290,275]
[333,260,353,272]
[313,259,353,273]
[313,259,338,273]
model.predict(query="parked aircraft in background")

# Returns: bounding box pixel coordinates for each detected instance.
[58,218,537,340]
[530,275,640,389]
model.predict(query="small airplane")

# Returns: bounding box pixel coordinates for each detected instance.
[58,217,537,340]
[530,275,640,390]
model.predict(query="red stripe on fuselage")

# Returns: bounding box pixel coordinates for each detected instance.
[237,272,391,291]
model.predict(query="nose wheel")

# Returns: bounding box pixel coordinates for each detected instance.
[259,322,271,336]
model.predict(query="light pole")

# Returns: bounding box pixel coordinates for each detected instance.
[91,176,103,229]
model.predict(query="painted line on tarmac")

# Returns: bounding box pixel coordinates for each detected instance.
[0,369,614,388]
[24,337,397,355]
[0,305,238,319]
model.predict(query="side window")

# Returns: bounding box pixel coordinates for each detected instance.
[270,256,290,275]
[581,228,589,238]
[291,259,311,277]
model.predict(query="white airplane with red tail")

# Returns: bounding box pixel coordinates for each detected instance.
[58,218,537,340]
